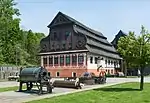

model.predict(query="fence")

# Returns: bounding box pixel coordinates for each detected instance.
[0,66,20,79]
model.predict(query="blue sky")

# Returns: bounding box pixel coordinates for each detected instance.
[15,0,150,41]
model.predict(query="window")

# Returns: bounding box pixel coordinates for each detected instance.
[48,72,51,76]
[60,56,64,65]
[54,32,58,40]
[56,72,60,77]
[90,56,93,63]
[111,70,113,74]
[54,56,58,64]
[66,55,70,65]
[49,56,53,65]
[105,60,107,64]
[51,35,54,40]
[111,61,113,65]
[72,55,77,65]
[114,61,116,67]
[59,18,63,22]
[43,57,47,65]
[116,62,119,67]
[108,70,110,74]
[65,31,71,40]
[72,72,77,77]
[95,57,98,64]
[63,44,66,49]
[59,32,62,40]
[68,43,72,49]
[78,55,84,64]
[108,60,110,65]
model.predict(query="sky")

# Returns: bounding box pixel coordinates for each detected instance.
[15,0,150,41]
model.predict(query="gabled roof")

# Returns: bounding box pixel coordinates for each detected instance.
[48,12,106,39]
[111,30,127,49]
[74,25,121,59]
[47,12,121,59]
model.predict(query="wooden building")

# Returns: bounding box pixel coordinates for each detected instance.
[111,30,127,49]
[39,12,121,77]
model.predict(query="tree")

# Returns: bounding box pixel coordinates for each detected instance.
[0,0,20,64]
[26,30,45,65]
[117,32,136,76]
[0,0,45,66]
[117,26,150,90]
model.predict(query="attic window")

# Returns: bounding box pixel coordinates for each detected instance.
[59,18,63,22]
[54,32,58,40]
[65,31,71,40]
[62,44,66,49]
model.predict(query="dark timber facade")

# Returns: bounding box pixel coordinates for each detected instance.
[39,12,121,77]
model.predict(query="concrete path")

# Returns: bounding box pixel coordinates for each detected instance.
[1,77,150,88]
[0,77,149,103]
[0,81,19,88]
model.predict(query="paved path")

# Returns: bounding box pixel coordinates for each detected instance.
[2,77,150,88]
[0,81,19,88]
[0,77,150,103]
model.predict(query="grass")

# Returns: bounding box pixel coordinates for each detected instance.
[0,85,26,92]
[27,82,150,103]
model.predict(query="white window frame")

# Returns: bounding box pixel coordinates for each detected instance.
[56,72,60,77]
[90,56,93,64]
[72,72,77,77]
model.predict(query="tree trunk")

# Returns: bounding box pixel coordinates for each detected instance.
[121,59,124,72]
[123,60,127,77]
[140,67,144,90]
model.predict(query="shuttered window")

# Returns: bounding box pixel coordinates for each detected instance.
[78,55,84,64]
[43,58,47,65]
[60,56,64,65]
[49,56,53,65]
[66,55,70,65]
[72,55,77,65]
[54,57,58,64]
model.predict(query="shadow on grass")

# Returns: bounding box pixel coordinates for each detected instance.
[94,88,140,92]
[15,89,51,95]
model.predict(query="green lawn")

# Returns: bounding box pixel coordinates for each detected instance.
[27,82,150,103]
[0,85,26,92]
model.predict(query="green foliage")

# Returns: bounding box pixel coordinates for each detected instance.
[118,26,150,68]
[0,0,45,66]
[117,25,150,90]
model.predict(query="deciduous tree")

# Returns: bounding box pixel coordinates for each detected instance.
[117,26,150,90]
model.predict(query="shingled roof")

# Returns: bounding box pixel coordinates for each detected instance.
[74,25,121,59]
[48,12,121,59]
[48,12,106,39]
[111,30,127,49]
